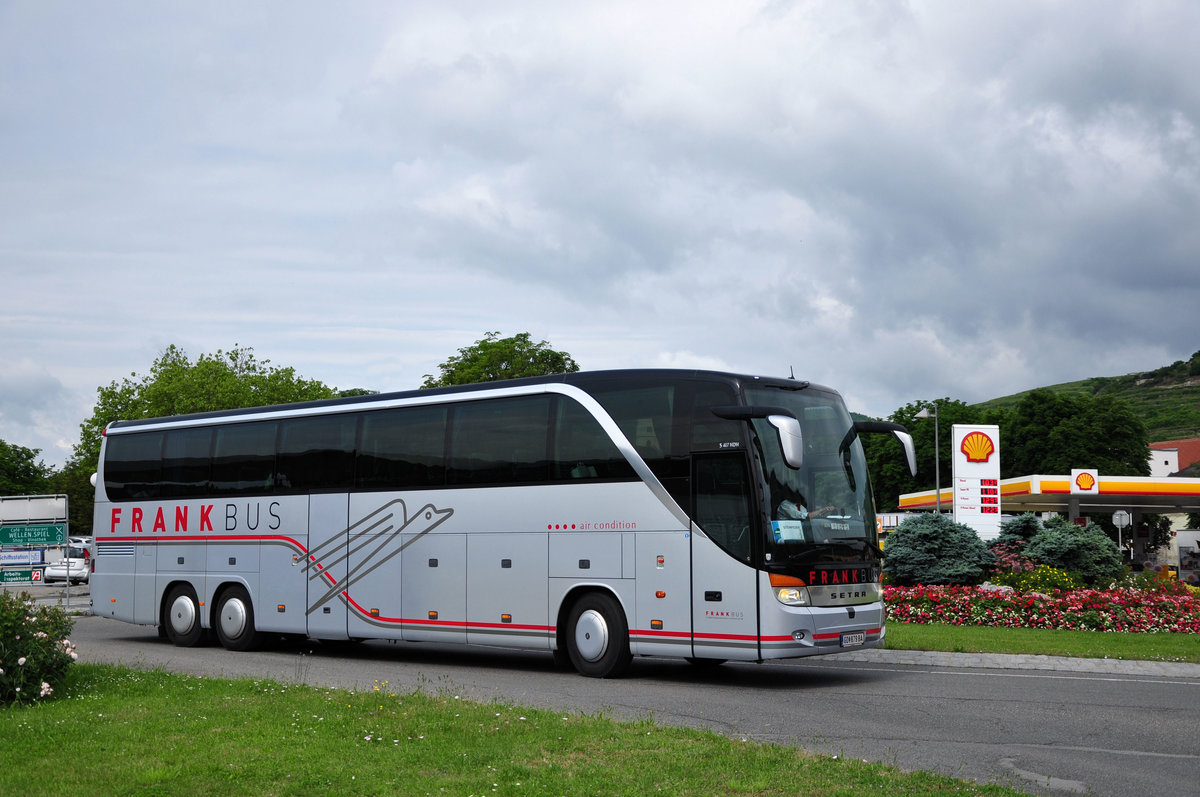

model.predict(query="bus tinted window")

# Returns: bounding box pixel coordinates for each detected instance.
[552,399,636,480]
[105,431,164,501]
[689,384,742,451]
[211,422,278,496]
[162,427,213,498]
[356,406,448,490]
[693,453,753,563]
[590,385,675,462]
[449,396,551,485]
[278,414,357,493]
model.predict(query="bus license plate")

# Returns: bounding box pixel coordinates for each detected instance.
[840,632,865,648]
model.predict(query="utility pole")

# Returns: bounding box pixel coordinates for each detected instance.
[915,402,940,513]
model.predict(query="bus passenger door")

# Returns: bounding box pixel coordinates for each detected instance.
[306,493,349,640]
[690,454,760,661]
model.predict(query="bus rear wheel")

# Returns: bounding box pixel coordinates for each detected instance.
[215,585,262,651]
[565,592,632,678]
[163,584,204,647]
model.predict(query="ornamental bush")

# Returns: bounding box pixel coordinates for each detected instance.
[992,512,1041,547]
[987,542,1038,587]
[0,590,77,705]
[1023,516,1125,586]
[1013,564,1081,593]
[883,513,996,586]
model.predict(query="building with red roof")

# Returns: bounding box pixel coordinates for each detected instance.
[1149,438,1200,477]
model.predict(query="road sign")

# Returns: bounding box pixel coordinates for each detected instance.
[1,569,34,584]
[1112,510,1131,529]
[0,523,66,545]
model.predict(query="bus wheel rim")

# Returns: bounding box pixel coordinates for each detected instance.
[574,608,609,662]
[221,597,248,639]
[170,595,196,634]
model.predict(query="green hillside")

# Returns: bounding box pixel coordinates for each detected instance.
[974,350,1200,443]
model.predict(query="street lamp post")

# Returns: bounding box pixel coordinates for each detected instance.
[915,402,940,513]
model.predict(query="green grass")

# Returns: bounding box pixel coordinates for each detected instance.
[2,664,1030,797]
[885,622,1200,663]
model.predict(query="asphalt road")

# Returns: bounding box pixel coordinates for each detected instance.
[61,608,1200,797]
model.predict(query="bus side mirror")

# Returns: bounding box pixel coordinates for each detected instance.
[711,405,805,469]
[768,414,804,469]
[894,429,918,477]
[851,421,918,477]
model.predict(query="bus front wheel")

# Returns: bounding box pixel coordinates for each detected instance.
[163,584,204,647]
[565,592,632,678]
[215,585,262,652]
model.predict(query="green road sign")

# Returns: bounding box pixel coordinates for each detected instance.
[0,523,66,546]
[1,569,34,584]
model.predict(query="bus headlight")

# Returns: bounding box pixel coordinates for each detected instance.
[774,586,811,606]
[768,573,810,606]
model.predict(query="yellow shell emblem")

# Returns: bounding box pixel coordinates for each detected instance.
[1075,472,1096,491]
[960,431,995,463]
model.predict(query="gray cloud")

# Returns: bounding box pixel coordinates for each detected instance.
[2,1,1197,467]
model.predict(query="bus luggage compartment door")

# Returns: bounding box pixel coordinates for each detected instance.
[467,531,549,648]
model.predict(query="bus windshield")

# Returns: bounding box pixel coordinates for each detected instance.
[743,386,879,568]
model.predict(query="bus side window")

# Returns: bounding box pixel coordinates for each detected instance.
[277,414,357,493]
[162,427,213,498]
[211,422,278,496]
[105,431,166,501]
[355,406,447,491]
[448,396,551,486]
[551,399,636,481]
[692,454,753,563]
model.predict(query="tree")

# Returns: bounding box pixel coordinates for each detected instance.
[1000,390,1149,478]
[421,331,580,388]
[882,513,996,586]
[72,345,336,468]
[0,440,53,495]
[65,345,339,534]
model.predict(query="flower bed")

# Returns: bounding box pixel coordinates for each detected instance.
[883,584,1200,633]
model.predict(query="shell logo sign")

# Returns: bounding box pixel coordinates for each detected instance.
[960,431,996,463]
[1071,468,1100,495]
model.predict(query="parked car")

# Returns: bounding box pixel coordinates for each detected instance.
[43,546,90,584]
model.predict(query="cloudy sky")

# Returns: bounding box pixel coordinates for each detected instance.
[2,1,1198,468]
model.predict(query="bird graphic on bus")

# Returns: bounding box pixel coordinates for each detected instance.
[303,498,454,615]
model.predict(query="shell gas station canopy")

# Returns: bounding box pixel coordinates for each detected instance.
[899,474,1200,517]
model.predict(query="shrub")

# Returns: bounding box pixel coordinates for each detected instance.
[0,590,77,705]
[883,513,996,586]
[988,542,1038,587]
[1013,565,1080,593]
[1023,517,1126,586]
[992,512,1041,547]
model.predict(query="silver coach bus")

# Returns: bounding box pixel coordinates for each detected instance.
[90,369,915,677]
